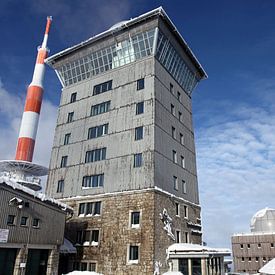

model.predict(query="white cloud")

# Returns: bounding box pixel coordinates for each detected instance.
[196,99,275,248]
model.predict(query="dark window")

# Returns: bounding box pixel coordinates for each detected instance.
[89,263,96,272]
[57,180,64,193]
[129,245,139,261]
[136,102,144,115]
[134,153,142,167]
[131,212,140,227]
[82,174,104,188]
[80,262,87,271]
[240,244,243,249]
[263,257,267,262]
[70,92,77,103]
[32,218,40,228]
[64,133,71,145]
[256,257,259,262]
[271,243,274,248]
[91,101,111,116]
[172,150,177,163]
[79,203,85,215]
[94,202,101,215]
[172,127,176,139]
[247,244,250,249]
[135,127,143,140]
[91,230,99,243]
[258,243,261,248]
[85,148,106,163]
[137,78,144,90]
[248,257,251,262]
[7,215,15,225]
[88,124,108,139]
[177,91,181,101]
[60,156,68,168]
[181,156,185,168]
[173,176,178,190]
[67,112,74,123]
[170,83,173,93]
[20,216,28,226]
[93,80,112,95]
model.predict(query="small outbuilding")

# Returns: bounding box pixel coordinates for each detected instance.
[167,243,231,275]
[0,176,73,275]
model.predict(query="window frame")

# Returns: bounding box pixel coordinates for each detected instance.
[70,92,77,103]
[136,101,144,115]
[7,214,15,225]
[64,133,71,145]
[57,179,64,193]
[135,126,143,141]
[67,112,74,123]
[137,78,144,90]
[128,244,140,264]
[133,153,142,168]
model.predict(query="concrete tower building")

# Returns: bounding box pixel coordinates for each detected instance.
[46,7,207,274]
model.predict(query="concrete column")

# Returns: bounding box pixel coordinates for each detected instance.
[46,247,59,275]
[188,259,192,275]
[201,258,207,275]
[13,247,28,275]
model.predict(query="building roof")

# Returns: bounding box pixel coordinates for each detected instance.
[0,176,73,213]
[250,207,275,233]
[167,243,231,257]
[46,7,207,79]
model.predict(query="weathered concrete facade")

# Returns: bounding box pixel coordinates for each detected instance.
[46,7,206,274]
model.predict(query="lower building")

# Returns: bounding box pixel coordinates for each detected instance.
[59,188,202,275]
[0,177,72,275]
[232,208,275,274]
[167,243,230,275]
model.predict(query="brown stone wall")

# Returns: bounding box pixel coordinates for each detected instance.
[63,189,201,275]
[154,190,201,273]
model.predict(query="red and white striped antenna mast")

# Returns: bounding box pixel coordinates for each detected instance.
[15,16,52,162]
[0,17,53,190]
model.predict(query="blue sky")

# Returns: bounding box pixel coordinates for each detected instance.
[1,0,275,249]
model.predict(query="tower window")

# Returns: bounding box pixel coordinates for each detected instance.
[91,101,111,116]
[70,92,77,103]
[93,80,112,95]
[178,111,182,122]
[170,83,174,93]
[180,133,184,144]
[131,211,140,228]
[82,174,104,188]
[57,180,64,193]
[173,176,178,190]
[181,156,185,168]
[128,245,139,263]
[175,202,180,216]
[171,104,175,116]
[60,156,68,168]
[177,91,181,101]
[182,180,187,194]
[172,127,176,139]
[134,153,142,167]
[135,127,143,140]
[137,78,144,90]
[175,230,181,243]
[172,150,177,163]
[20,216,28,226]
[88,124,108,139]
[183,205,188,218]
[136,102,144,115]
[32,218,40,228]
[67,112,74,123]
[85,148,106,163]
[64,133,71,145]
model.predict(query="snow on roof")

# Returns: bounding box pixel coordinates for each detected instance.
[65,272,103,275]
[45,7,207,78]
[58,186,200,208]
[259,258,275,274]
[60,238,77,254]
[0,176,73,213]
[167,243,231,255]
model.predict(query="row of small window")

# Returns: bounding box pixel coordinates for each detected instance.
[240,243,275,249]
[60,151,143,169]
[171,103,184,123]
[172,150,185,168]
[7,214,40,228]
[172,126,185,145]
[241,256,272,262]
[64,120,145,147]
[66,78,144,121]
[67,99,145,124]
[175,202,188,218]
[73,262,97,273]
[173,176,187,194]
[170,83,183,103]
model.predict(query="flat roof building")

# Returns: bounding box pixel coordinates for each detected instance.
[232,208,275,274]
[46,7,207,274]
